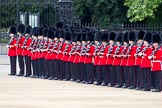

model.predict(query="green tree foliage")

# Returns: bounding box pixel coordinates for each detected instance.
[74,0,128,24]
[125,0,162,22]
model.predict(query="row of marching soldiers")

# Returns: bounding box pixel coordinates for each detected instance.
[8,22,162,92]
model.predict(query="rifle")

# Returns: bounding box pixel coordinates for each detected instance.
[47,40,54,53]
[120,44,130,57]
[21,34,31,49]
[93,42,102,56]
[106,42,116,57]
[125,40,137,57]
[80,43,87,56]
[15,33,24,47]
[63,41,72,54]
[57,40,65,54]
[69,44,77,55]
[84,41,94,55]
[139,43,153,56]
[135,41,144,56]
[114,43,123,57]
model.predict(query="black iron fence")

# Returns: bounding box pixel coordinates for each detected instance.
[79,23,162,32]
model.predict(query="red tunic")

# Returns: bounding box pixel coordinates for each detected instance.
[93,45,102,65]
[112,46,123,66]
[106,46,115,65]
[126,46,136,66]
[56,42,66,60]
[151,49,162,72]
[22,38,32,56]
[84,45,95,64]
[135,45,144,65]
[8,39,17,56]
[17,36,25,55]
[73,45,81,64]
[61,43,72,62]
[98,45,107,65]
[68,45,76,62]
[120,46,128,66]
[140,47,152,68]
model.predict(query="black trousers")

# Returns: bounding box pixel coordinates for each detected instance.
[135,66,141,88]
[38,58,44,77]
[128,66,136,87]
[53,60,57,78]
[141,68,151,90]
[76,63,82,81]
[44,59,49,78]
[152,71,161,90]
[49,60,55,78]
[31,60,38,76]
[55,60,59,79]
[86,63,95,83]
[10,56,17,75]
[80,63,86,82]
[64,61,71,80]
[24,56,31,76]
[18,55,24,75]
[109,65,116,86]
[115,65,122,86]
[70,62,75,80]
[123,66,129,87]
[95,65,102,84]
[101,65,108,84]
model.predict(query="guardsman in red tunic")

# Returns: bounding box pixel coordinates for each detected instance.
[73,32,82,83]
[51,30,60,80]
[61,29,72,81]
[106,31,116,87]
[8,26,17,76]
[125,31,137,89]
[84,31,95,84]
[120,32,129,88]
[35,27,45,78]
[98,32,109,86]
[68,33,77,81]
[113,32,123,88]
[134,30,145,90]
[148,33,162,92]
[56,29,66,80]
[93,32,102,85]
[16,24,25,76]
[22,25,32,77]
[44,29,55,79]
[139,32,152,91]
[30,28,39,78]
[79,29,87,83]
[41,28,49,78]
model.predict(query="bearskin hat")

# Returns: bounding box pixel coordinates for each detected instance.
[128,31,137,41]
[86,31,94,42]
[32,27,38,37]
[24,25,32,34]
[109,31,116,41]
[65,31,71,41]
[56,22,63,29]
[17,24,25,34]
[94,31,102,41]
[152,33,161,44]
[123,32,129,43]
[138,30,145,40]
[100,31,108,42]
[9,26,17,35]
[42,28,48,37]
[48,29,55,39]
[58,29,65,39]
[143,32,152,43]
[116,32,123,43]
